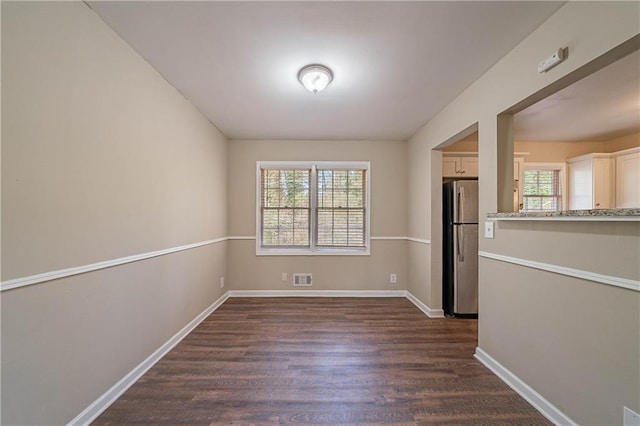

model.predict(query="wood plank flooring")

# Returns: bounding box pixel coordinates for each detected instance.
[93,297,550,425]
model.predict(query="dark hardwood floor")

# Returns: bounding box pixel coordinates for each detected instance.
[93,297,550,425]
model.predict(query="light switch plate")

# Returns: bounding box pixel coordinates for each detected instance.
[484,221,495,239]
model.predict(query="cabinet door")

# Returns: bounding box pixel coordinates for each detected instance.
[568,160,593,210]
[592,158,612,209]
[616,152,640,208]
[460,157,478,177]
[443,157,461,177]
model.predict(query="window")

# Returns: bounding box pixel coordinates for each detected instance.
[257,161,370,255]
[522,164,564,212]
[260,168,311,248]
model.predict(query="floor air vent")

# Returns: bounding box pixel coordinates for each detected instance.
[293,273,312,286]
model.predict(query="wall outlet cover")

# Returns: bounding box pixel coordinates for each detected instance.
[484,221,495,239]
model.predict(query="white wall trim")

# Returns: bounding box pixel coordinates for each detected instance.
[370,236,408,241]
[479,251,640,292]
[405,291,445,318]
[474,347,577,426]
[229,290,446,319]
[229,236,421,242]
[3,235,420,293]
[228,290,407,298]
[1,238,228,292]
[68,292,230,426]
[407,237,431,244]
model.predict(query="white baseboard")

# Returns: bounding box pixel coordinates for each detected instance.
[228,290,407,298]
[229,290,445,319]
[405,291,445,318]
[68,292,230,426]
[474,347,576,426]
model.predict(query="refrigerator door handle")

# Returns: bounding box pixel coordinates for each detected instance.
[459,186,465,224]
[456,226,465,262]
[452,184,459,223]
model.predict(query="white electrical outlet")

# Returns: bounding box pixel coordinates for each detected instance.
[624,407,640,426]
[390,273,397,284]
[484,221,495,239]
[220,277,225,289]
[281,272,287,282]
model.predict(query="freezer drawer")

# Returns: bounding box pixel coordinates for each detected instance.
[453,224,478,314]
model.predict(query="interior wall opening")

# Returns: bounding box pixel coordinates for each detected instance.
[503,36,640,213]
[433,124,480,322]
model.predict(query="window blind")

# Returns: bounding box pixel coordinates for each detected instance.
[522,169,561,212]
[317,169,366,248]
[260,169,311,247]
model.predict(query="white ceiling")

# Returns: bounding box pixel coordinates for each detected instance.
[514,49,640,142]
[88,1,565,141]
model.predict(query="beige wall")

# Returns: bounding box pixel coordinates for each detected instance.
[605,131,640,153]
[408,2,639,425]
[1,3,228,424]
[442,139,478,152]
[516,140,605,163]
[517,133,640,162]
[444,140,606,162]
[481,222,639,424]
[443,138,638,163]
[227,139,408,292]
[480,257,639,424]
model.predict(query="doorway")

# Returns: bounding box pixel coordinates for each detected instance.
[434,129,480,319]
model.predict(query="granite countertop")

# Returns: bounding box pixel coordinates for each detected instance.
[487,208,640,220]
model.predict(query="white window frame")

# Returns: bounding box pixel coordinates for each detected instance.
[522,162,567,212]
[256,161,371,256]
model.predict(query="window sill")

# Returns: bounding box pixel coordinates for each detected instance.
[256,248,370,256]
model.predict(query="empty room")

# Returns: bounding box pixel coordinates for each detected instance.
[2,1,639,425]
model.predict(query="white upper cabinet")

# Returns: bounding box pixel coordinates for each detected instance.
[442,156,462,177]
[567,153,613,210]
[460,157,479,177]
[614,148,640,208]
[442,153,478,177]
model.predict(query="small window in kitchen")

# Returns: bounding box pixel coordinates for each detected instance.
[522,164,565,212]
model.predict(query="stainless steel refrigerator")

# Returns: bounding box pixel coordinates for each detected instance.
[443,180,478,317]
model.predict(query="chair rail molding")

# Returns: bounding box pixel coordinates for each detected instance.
[1,237,228,292]
[479,251,640,292]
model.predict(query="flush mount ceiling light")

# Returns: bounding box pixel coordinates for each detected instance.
[297,64,333,94]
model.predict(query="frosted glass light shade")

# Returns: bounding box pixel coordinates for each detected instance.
[298,64,333,94]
